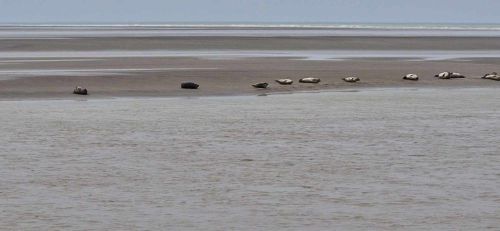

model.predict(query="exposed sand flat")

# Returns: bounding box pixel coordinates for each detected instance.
[0,57,499,99]
[0,35,499,99]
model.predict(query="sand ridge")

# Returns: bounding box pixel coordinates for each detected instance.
[0,36,499,99]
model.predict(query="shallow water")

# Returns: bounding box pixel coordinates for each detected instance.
[3,24,500,37]
[1,88,499,230]
[3,50,500,61]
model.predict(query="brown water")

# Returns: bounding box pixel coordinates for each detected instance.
[1,88,499,230]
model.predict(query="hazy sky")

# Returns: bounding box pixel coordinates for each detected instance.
[0,0,499,24]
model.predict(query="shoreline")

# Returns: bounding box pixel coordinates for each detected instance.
[1,35,500,100]
[1,83,499,102]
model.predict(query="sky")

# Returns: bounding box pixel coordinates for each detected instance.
[0,0,499,24]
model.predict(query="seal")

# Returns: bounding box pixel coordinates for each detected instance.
[435,72,451,78]
[299,77,321,83]
[181,82,200,89]
[482,72,500,81]
[403,74,419,81]
[73,86,88,95]
[275,79,294,85]
[449,72,465,79]
[342,77,360,82]
[435,72,465,79]
[252,82,269,88]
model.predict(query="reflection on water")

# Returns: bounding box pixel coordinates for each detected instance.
[2,50,500,61]
[3,24,500,37]
[1,88,499,230]
[0,67,219,80]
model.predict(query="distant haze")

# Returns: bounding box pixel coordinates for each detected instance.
[0,0,499,24]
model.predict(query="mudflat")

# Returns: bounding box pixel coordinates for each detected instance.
[1,35,499,99]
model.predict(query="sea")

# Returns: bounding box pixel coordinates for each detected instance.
[1,88,499,230]
[2,23,500,37]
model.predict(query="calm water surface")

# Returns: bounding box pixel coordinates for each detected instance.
[3,24,500,37]
[1,88,499,230]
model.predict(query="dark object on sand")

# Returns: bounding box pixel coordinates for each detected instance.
[435,72,465,79]
[342,77,360,82]
[252,82,269,88]
[299,77,321,83]
[403,74,419,81]
[73,86,88,95]
[482,72,500,81]
[181,82,199,89]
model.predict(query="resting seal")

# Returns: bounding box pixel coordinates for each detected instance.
[342,77,360,82]
[275,79,293,85]
[252,82,269,88]
[299,77,321,83]
[181,82,200,89]
[435,72,465,79]
[482,72,500,81]
[73,86,88,95]
[403,74,419,81]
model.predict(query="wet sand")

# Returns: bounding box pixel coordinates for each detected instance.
[1,36,500,99]
[3,36,500,51]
